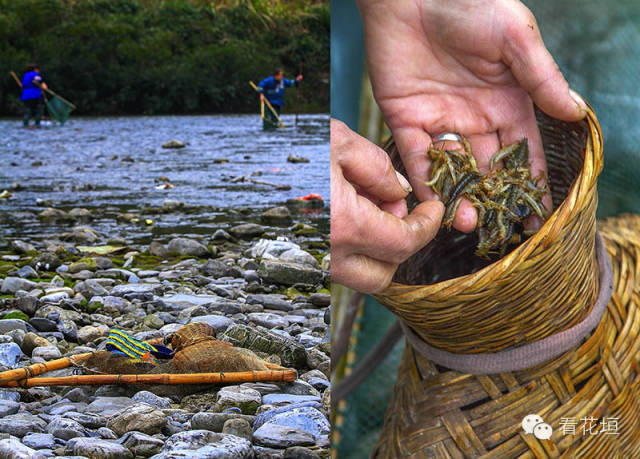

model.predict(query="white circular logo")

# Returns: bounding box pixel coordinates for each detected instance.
[521,414,543,434]
[533,422,553,440]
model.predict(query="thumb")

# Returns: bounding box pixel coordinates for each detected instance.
[402,200,445,252]
[503,6,587,122]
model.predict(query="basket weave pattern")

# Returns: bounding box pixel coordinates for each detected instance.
[373,214,640,457]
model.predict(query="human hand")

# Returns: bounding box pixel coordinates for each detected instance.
[356,0,587,232]
[259,93,265,102]
[296,74,303,81]
[331,119,444,293]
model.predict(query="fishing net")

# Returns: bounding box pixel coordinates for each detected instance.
[45,94,74,125]
[81,322,270,395]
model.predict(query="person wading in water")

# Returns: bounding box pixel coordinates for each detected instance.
[21,64,48,129]
[257,68,303,127]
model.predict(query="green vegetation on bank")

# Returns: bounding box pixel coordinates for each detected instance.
[0,0,329,115]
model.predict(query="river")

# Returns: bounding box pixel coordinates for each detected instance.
[0,113,329,243]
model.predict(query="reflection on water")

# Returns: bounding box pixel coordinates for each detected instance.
[0,114,329,241]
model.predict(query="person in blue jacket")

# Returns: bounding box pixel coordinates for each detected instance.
[257,68,303,115]
[21,64,48,128]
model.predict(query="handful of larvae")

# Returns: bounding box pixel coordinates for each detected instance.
[426,137,549,258]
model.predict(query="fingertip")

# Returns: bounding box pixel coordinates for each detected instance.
[569,89,588,118]
[453,201,477,233]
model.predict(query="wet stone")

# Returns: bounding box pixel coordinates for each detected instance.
[106,402,168,436]
[29,317,58,332]
[15,295,39,316]
[158,430,253,458]
[254,446,286,459]
[31,345,62,360]
[308,293,330,307]
[119,431,164,457]
[64,412,107,429]
[0,342,22,367]
[31,253,61,271]
[246,294,293,312]
[0,412,47,436]
[190,412,256,432]
[253,424,315,449]
[262,394,321,406]
[47,417,87,440]
[22,433,56,450]
[86,397,137,417]
[65,437,134,459]
[189,315,233,334]
[261,206,293,226]
[10,240,36,254]
[0,438,39,459]
[168,238,210,257]
[16,265,38,279]
[222,417,253,441]
[284,446,321,459]
[0,400,20,417]
[230,223,265,239]
[216,385,262,415]
[258,260,323,286]
[132,390,172,409]
[1,277,37,294]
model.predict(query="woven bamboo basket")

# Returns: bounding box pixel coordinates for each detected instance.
[372,106,640,457]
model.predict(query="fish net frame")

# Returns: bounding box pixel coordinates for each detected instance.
[0,323,297,390]
[372,105,640,456]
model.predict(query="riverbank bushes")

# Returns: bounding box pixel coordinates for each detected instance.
[0,0,329,115]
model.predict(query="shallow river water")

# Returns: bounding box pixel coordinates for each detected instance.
[0,113,329,242]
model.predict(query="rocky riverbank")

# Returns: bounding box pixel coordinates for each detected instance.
[0,201,330,458]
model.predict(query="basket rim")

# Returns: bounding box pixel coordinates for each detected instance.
[378,102,603,300]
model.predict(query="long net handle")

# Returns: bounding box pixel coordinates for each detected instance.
[43,87,76,109]
[10,71,22,88]
[0,352,92,383]
[0,369,297,387]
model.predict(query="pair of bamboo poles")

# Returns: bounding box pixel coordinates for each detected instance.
[0,352,296,388]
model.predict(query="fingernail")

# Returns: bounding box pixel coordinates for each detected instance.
[569,89,587,113]
[395,171,412,193]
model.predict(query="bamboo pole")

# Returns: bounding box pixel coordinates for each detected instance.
[295,62,302,126]
[0,352,93,383]
[0,369,297,387]
[249,81,284,128]
[43,87,76,109]
[10,71,22,88]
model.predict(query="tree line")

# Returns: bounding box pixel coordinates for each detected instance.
[0,0,329,115]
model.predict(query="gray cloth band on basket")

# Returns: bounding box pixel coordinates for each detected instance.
[401,232,613,375]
